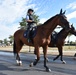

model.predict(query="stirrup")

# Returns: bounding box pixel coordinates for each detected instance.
[28,39,30,43]
[28,39,31,43]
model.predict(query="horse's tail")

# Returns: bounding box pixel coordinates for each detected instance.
[13,40,17,56]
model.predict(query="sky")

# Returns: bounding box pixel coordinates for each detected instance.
[0,0,76,41]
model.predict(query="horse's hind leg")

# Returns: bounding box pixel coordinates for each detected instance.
[34,49,37,60]
[15,53,22,66]
[14,41,23,66]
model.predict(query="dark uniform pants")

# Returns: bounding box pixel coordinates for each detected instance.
[27,24,33,42]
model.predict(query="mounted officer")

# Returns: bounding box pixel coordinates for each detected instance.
[26,9,36,42]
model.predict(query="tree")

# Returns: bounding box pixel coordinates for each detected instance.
[68,33,72,49]
[4,38,8,45]
[19,12,40,29]
[19,17,27,29]
[0,40,3,44]
[68,33,72,43]
[9,35,14,45]
[33,12,40,25]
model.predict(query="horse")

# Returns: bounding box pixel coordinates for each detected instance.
[13,9,70,72]
[49,25,76,63]
[34,25,76,64]
[51,25,76,63]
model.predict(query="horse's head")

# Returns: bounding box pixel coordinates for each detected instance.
[57,9,70,29]
[69,24,76,36]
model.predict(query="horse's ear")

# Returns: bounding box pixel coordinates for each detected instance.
[63,10,66,14]
[60,9,62,14]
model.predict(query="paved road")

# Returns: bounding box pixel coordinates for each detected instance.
[0,51,76,75]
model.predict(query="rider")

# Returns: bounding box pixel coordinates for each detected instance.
[26,9,36,42]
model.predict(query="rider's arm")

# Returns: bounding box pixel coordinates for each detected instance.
[26,15,33,22]
[26,20,33,22]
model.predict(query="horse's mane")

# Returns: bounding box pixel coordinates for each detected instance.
[43,14,58,25]
[57,28,65,35]
[36,14,59,28]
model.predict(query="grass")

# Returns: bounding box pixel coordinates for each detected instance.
[0,45,76,56]
[0,45,76,51]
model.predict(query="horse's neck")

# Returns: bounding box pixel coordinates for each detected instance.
[42,16,58,37]
[58,29,70,40]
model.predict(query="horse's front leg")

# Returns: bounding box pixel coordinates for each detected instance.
[34,49,49,62]
[30,46,40,67]
[59,47,66,64]
[43,45,51,72]
[53,55,60,61]
[43,50,49,62]
[53,47,61,61]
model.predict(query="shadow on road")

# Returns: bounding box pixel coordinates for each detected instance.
[0,72,7,75]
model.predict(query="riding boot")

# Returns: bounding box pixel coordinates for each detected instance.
[27,29,31,43]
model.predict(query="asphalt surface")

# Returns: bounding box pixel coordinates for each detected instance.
[0,51,76,75]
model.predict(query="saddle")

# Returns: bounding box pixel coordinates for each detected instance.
[24,26,37,42]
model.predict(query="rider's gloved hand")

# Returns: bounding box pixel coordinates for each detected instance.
[32,21,37,23]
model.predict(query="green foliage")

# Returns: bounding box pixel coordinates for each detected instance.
[9,35,14,44]
[4,38,8,45]
[0,40,3,44]
[33,12,40,25]
[19,17,27,29]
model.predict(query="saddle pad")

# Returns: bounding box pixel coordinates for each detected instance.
[23,27,37,38]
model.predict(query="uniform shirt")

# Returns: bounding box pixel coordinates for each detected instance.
[26,14,34,22]
[26,14,35,28]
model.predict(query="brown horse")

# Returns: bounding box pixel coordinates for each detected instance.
[48,25,76,63]
[13,9,70,72]
[34,25,76,64]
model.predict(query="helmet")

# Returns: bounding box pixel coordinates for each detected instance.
[28,9,34,13]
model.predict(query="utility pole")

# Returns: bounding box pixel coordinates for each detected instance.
[29,46,31,52]
[75,40,76,49]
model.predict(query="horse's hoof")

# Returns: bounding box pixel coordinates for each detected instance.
[46,68,51,72]
[16,60,22,66]
[19,63,22,66]
[29,62,33,67]
[62,61,66,64]
[16,63,22,66]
